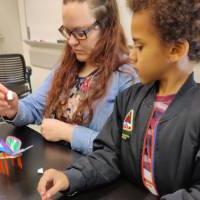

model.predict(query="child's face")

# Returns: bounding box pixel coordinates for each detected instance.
[129,10,172,84]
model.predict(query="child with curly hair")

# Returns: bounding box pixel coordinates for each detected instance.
[37,0,200,199]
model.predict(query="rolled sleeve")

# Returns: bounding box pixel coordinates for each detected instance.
[71,125,98,155]
[8,102,30,125]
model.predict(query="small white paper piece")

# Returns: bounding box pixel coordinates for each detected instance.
[37,168,44,174]
[7,90,14,101]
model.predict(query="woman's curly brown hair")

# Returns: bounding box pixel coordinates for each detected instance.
[127,0,200,62]
[45,0,130,125]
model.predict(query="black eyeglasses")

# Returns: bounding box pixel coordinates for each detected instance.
[58,21,99,41]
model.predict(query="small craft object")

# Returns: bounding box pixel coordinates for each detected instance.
[6,90,14,101]
[0,136,33,156]
[0,153,22,176]
[0,136,33,176]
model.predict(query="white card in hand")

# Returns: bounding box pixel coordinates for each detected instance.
[7,90,14,101]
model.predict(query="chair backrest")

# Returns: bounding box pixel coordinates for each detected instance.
[0,54,27,87]
[0,54,32,98]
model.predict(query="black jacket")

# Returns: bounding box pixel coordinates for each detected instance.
[66,74,200,200]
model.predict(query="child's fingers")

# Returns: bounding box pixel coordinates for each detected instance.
[41,194,48,200]
[46,183,62,199]
[38,169,57,197]
[37,175,49,197]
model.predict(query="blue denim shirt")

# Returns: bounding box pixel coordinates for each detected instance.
[12,64,138,154]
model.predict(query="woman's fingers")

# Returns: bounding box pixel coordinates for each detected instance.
[0,92,6,100]
[0,83,9,94]
[0,101,9,107]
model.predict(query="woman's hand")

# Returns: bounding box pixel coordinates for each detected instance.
[37,169,69,200]
[40,118,75,142]
[0,83,18,119]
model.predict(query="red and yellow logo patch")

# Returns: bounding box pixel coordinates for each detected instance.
[122,109,134,140]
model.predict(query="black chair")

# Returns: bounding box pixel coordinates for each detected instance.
[0,54,32,98]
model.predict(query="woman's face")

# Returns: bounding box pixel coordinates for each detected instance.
[62,2,101,63]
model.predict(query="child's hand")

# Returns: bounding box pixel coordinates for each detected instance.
[37,169,69,200]
[40,119,74,142]
[0,83,18,119]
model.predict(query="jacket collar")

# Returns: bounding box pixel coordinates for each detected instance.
[145,73,197,122]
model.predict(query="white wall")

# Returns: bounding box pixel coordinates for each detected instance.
[18,0,51,91]
[25,0,63,42]
[117,0,132,45]
[194,64,200,83]
[0,0,23,53]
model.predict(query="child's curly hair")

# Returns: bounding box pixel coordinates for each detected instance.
[127,0,200,62]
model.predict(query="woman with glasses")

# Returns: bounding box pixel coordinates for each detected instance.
[0,0,138,154]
